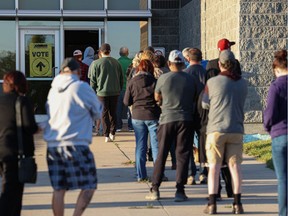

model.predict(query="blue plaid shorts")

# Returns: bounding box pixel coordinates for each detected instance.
[47,146,97,190]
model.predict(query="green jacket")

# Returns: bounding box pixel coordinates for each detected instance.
[118,56,132,90]
[89,57,123,97]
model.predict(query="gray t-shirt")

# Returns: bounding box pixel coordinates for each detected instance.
[155,71,198,125]
[204,75,247,134]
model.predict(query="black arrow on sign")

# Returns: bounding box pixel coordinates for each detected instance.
[36,62,45,71]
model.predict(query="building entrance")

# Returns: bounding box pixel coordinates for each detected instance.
[64,30,99,59]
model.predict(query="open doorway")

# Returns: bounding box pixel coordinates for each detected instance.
[64,30,99,58]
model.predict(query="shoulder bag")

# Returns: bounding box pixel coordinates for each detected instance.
[16,96,37,184]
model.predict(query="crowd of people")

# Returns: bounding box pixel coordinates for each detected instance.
[0,39,286,216]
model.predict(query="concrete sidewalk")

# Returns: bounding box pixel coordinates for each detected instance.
[21,130,278,216]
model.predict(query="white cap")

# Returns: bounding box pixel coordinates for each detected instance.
[168,50,185,63]
[73,49,82,56]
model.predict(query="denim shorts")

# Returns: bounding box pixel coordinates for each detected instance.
[47,146,97,190]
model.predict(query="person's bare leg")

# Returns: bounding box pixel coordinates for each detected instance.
[228,162,242,194]
[52,190,66,216]
[73,189,95,216]
[208,164,221,194]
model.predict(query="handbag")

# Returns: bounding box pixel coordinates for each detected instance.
[16,96,37,184]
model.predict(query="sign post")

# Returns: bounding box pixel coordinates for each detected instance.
[29,43,52,77]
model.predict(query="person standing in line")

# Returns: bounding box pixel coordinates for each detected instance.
[145,50,198,202]
[82,46,95,68]
[89,43,123,143]
[73,49,89,83]
[153,54,176,170]
[183,47,206,185]
[202,50,247,214]
[263,50,287,216]
[0,71,38,216]
[116,47,133,132]
[43,58,102,216]
[123,59,161,182]
[82,46,103,136]
[205,39,235,198]
[206,38,241,76]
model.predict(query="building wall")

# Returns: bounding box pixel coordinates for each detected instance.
[179,0,201,50]
[200,0,240,60]
[151,9,179,57]
[178,0,287,123]
[239,0,288,122]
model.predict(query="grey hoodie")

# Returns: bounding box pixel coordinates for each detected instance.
[82,46,95,66]
[43,73,102,147]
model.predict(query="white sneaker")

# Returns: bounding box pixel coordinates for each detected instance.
[105,137,112,143]
[109,133,115,141]
[186,175,196,185]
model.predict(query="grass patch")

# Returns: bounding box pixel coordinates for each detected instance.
[243,139,274,170]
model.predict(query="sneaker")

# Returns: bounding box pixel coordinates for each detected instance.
[92,131,99,136]
[109,133,115,141]
[187,175,196,185]
[128,129,134,132]
[199,174,207,184]
[232,203,244,214]
[203,204,217,214]
[174,191,188,202]
[137,177,151,183]
[105,137,112,143]
[116,129,122,132]
[145,188,160,200]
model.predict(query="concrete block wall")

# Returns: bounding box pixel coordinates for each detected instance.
[200,0,240,60]
[239,0,288,122]
[151,9,180,57]
[179,0,201,50]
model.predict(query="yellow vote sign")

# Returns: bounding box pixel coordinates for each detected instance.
[29,43,52,77]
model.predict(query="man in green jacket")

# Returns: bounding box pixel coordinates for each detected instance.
[89,43,123,143]
[117,47,133,132]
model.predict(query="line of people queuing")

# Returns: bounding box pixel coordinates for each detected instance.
[0,39,286,216]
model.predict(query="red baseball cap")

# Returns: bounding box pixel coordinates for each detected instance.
[217,38,236,51]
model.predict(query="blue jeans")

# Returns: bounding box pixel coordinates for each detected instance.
[272,135,287,216]
[117,90,133,130]
[116,90,125,130]
[132,119,158,180]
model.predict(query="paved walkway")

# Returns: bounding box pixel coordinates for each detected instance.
[20,128,278,216]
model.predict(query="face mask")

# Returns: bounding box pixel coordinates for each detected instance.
[184,60,190,68]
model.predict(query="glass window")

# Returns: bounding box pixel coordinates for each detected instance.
[0,0,15,9]
[0,21,16,80]
[107,21,148,59]
[108,0,147,10]
[19,20,60,27]
[63,0,104,10]
[19,0,59,10]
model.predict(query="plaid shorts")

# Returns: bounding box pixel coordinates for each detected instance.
[47,146,97,190]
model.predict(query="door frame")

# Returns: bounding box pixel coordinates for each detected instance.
[20,29,60,80]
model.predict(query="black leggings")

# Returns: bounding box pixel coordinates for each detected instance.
[0,159,24,216]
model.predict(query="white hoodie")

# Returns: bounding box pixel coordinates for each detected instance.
[43,74,102,147]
